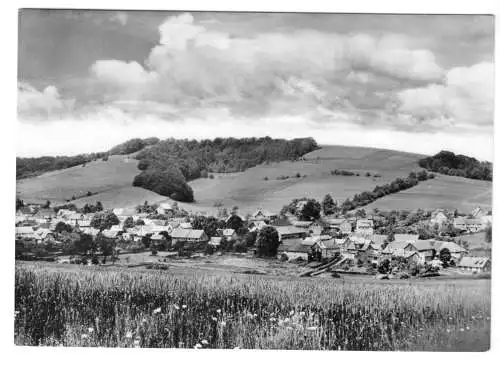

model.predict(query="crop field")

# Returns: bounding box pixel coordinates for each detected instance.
[362,174,492,212]
[16,145,492,214]
[15,262,490,351]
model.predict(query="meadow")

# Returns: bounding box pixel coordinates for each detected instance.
[15,262,491,351]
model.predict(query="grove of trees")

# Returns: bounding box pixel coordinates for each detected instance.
[418,150,492,181]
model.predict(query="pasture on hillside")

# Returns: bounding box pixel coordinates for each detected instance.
[15,262,490,351]
[16,145,492,214]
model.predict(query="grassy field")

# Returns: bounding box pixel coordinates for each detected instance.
[16,145,492,214]
[15,262,490,351]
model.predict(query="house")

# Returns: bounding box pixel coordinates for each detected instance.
[453,218,483,233]
[67,213,85,226]
[102,230,119,239]
[15,226,36,239]
[311,239,340,260]
[372,234,388,246]
[430,210,449,228]
[150,233,165,242]
[34,229,55,243]
[156,202,173,215]
[33,208,56,223]
[457,256,491,273]
[170,229,209,244]
[219,228,237,241]
[277,238,310,261]
[357,242,381,262]
[309,222,323,236]
[81,227,99,237]
[249,220,267,232]
[250,208,278,222]
[480,215,492,229]
[411,239,460,262]
[438,241,468,261]
[179,222,193,229]
[381,241,418,257]
[302,236,321,246]
[113,207,136,219]
[339,221,352,234]
[76,219,91,228]
[209,237,222,248]
[274,226,308,242]
[355,219,373,236]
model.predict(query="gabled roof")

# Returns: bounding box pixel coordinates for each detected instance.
[324,217,347,225]
[252,208,276,218]
[292,221,313,228]
[151,233,164,240]
[209,237,222,245]
[356,219,373,227]
[274,226,307,236]
[372,234,388,245]
[303,236,321,246]
[383,241,415,254]
[438,241,467,253]
[77,220,91,227]
[102,230,119,238]
[15,226,35,235]
[180,222,193,229]
[68,213,84,220]
[33,209,56,218]
[113,207,136,216]
[159,202,173,210]
[315,239,340,250]
[458,256,490,268]
[171,228,207,240]
[393,234,419,242]
[413,239,442,251]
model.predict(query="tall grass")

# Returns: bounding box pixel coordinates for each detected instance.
[14,262,490,351]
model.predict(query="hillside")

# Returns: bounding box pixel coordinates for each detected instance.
[16,145,492,215]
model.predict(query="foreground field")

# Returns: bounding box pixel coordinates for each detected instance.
[15,262,490,351]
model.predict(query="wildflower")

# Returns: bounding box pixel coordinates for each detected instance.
[134,339,140,346]
[14,310,19,317]
[174,304,180,310]
[466,326,470,330]
[81,334,88,339]
[234,346,240,350]
[211,316,218,322]
[283,318,290,324]
[125,331,133,339]
[306,326,318,331]
[299,311,305,317]
[142,318,147,324]
[270,317,276,322]
[460,328,465,332]
[182,304,187,309]
[194,343,202,349]
[220,321,227,327]
[178,341,184,347]
[278,319,284,326]
[88,327,94,333]
[286,326,293,331]
[471,316,476,320]
[201,339,208,345]
[216,309,221,314]
[153,307,162,314]
[446,329,451,333]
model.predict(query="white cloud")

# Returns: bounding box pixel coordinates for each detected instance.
[17,106,493,161]
[88,12,445,117]
[397,62,494,128]
[110,12,128,26]
[18,82,74,118]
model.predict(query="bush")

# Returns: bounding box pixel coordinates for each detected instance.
[151,248,158,256]
[279,253,289,262]
[91,256,99,265]
[264,176,269,181]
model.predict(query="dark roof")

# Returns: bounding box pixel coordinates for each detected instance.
[275,226,307,236]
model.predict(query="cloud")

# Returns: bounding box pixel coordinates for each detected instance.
[396,62,494,129]
[86,12,445,120]
[110,12,128,26]
[17,105,493,161]
[18,82,75,119]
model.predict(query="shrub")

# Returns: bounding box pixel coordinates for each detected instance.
[151,248,158,256]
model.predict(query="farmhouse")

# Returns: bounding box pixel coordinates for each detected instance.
[208,236,222,248]
[457,256,491,273]
[438,241,468,260]
[381,241,418,257]
[219,228,237,241]
[453,218,483,233]
[292,220,313,228]
[277,238,310,261]
[274,226,308,242]
[156,202,173,215]
[310,239,340,260]
[170,229,209,244]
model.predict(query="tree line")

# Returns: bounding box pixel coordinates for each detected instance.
[418,150,492,181]
[132,137,319,202]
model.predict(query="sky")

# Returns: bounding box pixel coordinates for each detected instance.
[17,10,495,160]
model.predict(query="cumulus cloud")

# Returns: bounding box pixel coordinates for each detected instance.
[18,82,75,119]
[87,12,445,119]
[397,62,494,129]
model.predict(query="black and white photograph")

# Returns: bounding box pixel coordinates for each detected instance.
[13,5,494,353]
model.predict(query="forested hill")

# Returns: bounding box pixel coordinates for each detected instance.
[16,153,107,180]
[418,151,492,181]
[17,137,319,203]
[132,137,319,202]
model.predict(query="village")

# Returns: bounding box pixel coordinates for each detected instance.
[15,198,492,279]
